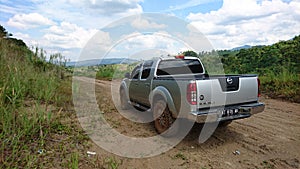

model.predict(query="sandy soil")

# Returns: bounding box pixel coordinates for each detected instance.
[75,77,300,169]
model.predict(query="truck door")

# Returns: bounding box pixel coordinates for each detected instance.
[136,60,153,106]
[128,64,141,102]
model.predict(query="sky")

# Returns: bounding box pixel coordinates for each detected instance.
[0,0,299,61]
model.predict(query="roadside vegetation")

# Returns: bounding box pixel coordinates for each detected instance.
[1,25,127,168]
[1,25,71,168]
[223,36,299,102]
[96,64,134,80]
[0,25,115,168]
[75,64,135,81]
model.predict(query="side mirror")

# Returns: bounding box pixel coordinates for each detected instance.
[124,72,130,78]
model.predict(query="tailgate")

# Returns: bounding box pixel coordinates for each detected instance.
[196,75,259,109]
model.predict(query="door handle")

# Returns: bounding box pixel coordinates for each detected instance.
[145,83,150,87]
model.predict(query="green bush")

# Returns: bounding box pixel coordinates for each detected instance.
[96,65,116,80]
[96,64,135,80]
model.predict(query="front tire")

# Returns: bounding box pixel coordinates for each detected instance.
[120,89,130,110]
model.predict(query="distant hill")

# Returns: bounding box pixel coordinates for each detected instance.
[230,45,252,51]
[231,45,265,51]
[66,58,138,67]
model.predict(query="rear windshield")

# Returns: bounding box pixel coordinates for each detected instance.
[156,59,204,76]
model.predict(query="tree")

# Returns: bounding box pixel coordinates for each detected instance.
[0,25,8,38]
[6,38,27,47]
[182,50,198,57]
[0,25,26,47]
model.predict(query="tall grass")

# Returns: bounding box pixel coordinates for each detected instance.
[0,33,127,168]
[260,68,299,102]
[0,38,73,168]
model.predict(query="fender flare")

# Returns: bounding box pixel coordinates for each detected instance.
[119,79,130,101]
[149,86,178,118]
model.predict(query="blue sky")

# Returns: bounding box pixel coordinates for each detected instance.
[142,0,223,15]
[0,0,299,61]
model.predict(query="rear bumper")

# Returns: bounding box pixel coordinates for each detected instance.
[188,102,265,123]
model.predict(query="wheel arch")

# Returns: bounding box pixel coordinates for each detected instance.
[119,80,129,101]
[150,86,178,118]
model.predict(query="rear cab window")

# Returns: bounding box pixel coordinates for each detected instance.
[156,59,204,76]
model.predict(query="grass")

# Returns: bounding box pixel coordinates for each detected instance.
[72,64,135,81]
[0,39,49,167]
[260,69,299,102]
[173,152,187,161]
[261,160,275,169]
[104,157,120,169]
[0,37,95,168]
[0,36,130,168]
[223,66,299,102]
[69,152,79,169]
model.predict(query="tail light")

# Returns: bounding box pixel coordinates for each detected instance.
[187,81,197,105]
[257,78,261,97]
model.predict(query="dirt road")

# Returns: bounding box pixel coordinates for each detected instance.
[75,77,300,169]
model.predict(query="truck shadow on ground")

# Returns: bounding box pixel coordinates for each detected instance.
[116,106,245,147]
[181,122,245,147]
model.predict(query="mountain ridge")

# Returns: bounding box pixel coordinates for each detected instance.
[66,58,138,67]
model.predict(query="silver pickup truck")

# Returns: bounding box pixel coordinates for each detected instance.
[119,56,265,134]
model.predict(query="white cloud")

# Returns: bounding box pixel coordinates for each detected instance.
[131,17,167,30]
[85,0,143,15]
[115,32,191,58]
[187,0,300,49]
[13,32,30,39]
[43,22,98,49]
[2,0,146,61]
[70,29,114,61]
[177,24,215,52]
[7,13,55,29]
[23,0,144,31]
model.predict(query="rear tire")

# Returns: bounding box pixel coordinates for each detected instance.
[153,100,178,136]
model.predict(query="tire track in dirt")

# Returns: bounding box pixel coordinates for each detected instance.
[258,114,299,127]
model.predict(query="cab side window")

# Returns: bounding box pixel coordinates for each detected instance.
[131,64,141,79]
[141,61,153,79]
